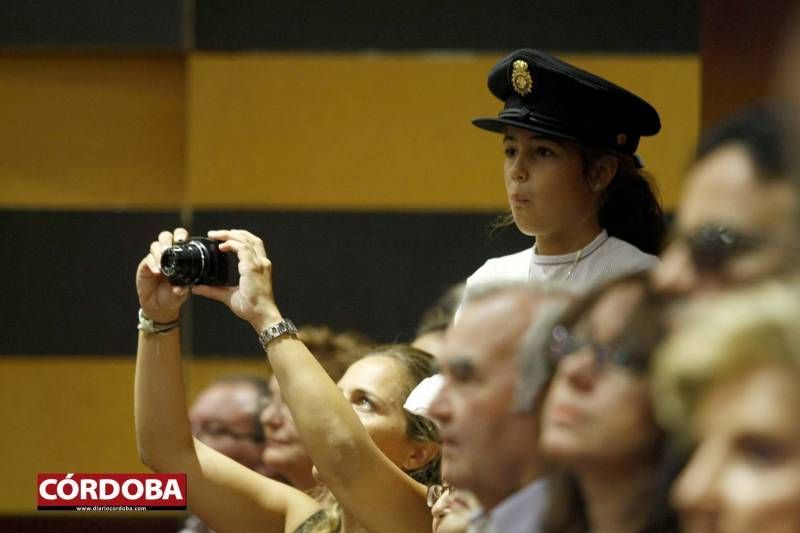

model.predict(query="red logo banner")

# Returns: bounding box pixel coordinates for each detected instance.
[37,473,187,511]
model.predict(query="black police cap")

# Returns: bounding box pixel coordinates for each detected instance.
[472,49,661,155]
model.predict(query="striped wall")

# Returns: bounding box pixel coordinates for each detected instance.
[1,0,703,516]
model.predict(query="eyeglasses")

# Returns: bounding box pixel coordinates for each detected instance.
[195,424,265,443]
[679,224,799,274]
[426,483,453,508]
[548,324,650,374]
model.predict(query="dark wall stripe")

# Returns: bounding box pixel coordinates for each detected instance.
[1,209,530,356]
[191,210,530,356]
[0,0,186,48]
[0,1,697,52]
[1,210,181,355]
[194,0,698,53]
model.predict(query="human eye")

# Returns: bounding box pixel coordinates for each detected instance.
[736,434,789,467]
[535,146,555,157]
[203,423,225,437]
[503,145,518,158]
[352,393,375,411]
[449,358,476,383]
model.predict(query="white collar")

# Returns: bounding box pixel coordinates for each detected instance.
[532,229,609,265]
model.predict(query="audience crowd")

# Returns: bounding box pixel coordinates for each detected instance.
[132,48,800,532]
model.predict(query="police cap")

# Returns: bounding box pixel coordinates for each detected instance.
[472,49,661,155]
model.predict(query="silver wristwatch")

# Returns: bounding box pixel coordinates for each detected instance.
[258,319,298,351]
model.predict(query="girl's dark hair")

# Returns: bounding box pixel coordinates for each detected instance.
[581,148,666,256]
[491,136,667,256]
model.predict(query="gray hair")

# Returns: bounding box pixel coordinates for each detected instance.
[513,296,574,411]
[460,280,578,413]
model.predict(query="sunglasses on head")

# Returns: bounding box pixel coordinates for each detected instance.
[680,224,799,274]
[684,225,763,273]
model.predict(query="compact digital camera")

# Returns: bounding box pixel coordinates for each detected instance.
[160,237,238,286]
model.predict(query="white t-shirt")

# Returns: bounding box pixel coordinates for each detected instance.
[465,230,658,294]
[405,231,659,422]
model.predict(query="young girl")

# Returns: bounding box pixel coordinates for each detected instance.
[467,49,665,292]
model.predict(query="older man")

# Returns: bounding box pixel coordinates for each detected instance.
[428,282,571,533]
[188,375,271,476]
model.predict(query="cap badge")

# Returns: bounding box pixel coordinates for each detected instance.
[511,60,533,96]
[617,133,628,146]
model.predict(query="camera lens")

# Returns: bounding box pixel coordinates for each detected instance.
[161,241,209,285]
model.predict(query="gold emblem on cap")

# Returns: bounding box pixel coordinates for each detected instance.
[617,133,627,146]
[511,60,533,96]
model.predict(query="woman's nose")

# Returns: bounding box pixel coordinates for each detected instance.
[672,439,724,518]
[559,349,599,391]
[510,160,529,182]
[506,153,529,183]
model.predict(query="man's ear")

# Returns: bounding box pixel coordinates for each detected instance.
[403,440,440,473]
[588,155,619,192]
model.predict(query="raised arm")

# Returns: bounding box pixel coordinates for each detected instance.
[193,229,436,533]
[134,229,321,533]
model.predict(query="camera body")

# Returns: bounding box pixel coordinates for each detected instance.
[160,237,239,286]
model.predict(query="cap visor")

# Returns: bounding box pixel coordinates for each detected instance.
[472,117,577,143]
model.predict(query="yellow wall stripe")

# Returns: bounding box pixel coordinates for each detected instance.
[188,53,699,210]
[0,55,185,209]
[0,52,697,211]
[1,356,268,513]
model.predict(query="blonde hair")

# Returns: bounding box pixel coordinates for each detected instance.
[652,280,800,442]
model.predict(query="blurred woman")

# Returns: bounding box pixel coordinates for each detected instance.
[653,281,800,533]
[538,273,678,533]
[135,228,440,533]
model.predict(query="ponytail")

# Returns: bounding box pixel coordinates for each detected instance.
[586,151,666,255]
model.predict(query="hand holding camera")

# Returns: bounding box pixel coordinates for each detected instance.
[138,228,282,331]
[136,229,192,324]
[191,229,282,331]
